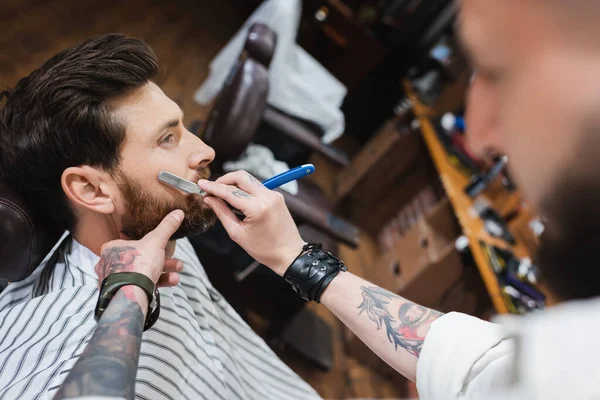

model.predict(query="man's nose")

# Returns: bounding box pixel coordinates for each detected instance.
[185,129,215,169]
[464,75,501,157]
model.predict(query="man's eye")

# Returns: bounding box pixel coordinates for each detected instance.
[160,134,174,145]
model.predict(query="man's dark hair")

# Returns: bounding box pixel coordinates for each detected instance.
[0,34,158,229]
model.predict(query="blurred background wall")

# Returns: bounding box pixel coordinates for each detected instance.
[0,0,264,122]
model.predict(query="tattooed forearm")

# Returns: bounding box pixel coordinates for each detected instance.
[54,287,144,400]
[95,246,140,277]
[357,286,443,358]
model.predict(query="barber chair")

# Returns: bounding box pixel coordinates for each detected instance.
[206,22,350,170]
[189,23,359,370]
[248,30,349,169]
[0,182,63,282]
[198,22,359,248]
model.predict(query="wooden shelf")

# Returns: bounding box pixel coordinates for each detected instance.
[404,81,555,314]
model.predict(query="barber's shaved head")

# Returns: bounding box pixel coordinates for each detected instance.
[459,0,600,300]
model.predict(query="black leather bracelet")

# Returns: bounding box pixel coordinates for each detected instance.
[95,272,160,331]
[283,243,347,303]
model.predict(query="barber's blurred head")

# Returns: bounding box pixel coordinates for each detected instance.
[460,0,600,300]
[0,34,216,241]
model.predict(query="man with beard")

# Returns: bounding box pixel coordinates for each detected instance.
[0,34,319,399]
[195,0,600,398]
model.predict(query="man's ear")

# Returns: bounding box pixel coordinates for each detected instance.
[61,166,116,215]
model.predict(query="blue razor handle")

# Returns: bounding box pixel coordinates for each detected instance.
[261,164,315,189]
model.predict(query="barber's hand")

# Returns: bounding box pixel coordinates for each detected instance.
[198,171,305,276]
[94,209,185,288]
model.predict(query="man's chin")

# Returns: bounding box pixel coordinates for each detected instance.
[121,209,216,241]
[169,215,217,240]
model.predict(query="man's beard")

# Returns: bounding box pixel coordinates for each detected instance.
[537,175,600,301]
[536,121,600,302]
[116,168,216,240]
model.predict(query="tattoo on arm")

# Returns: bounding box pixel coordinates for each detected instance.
[232,189,251,198]
[54,287,144,400]
[96,246,139,277]
[357,286,443,358]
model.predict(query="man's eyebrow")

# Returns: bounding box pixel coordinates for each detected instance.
[155,107,184,136]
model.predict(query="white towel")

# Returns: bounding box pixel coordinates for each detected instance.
[222,144,298,194]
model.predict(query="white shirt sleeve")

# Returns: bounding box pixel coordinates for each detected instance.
[416,312,516,399]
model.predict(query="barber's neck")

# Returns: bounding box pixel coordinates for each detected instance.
[71,212,124,256]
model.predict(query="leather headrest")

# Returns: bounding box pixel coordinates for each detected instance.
[202,57,269,164]
[244,23,278,68]
[0,182,62,281]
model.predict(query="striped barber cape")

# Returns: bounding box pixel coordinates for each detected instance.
[0,233,320,400]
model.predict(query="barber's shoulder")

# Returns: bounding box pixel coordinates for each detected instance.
[498,298,600,398]
[499,297,600,329]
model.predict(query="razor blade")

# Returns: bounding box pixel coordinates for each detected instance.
[158,165,316,218]
[158,171,207,196]
[158,171,244,216]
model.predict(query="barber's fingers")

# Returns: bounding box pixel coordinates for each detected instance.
[157,272,180,287]
[214,170,268,196]
[198,180,254,212]
[144,210,184,249]
[163,258,183,273]
[165,240,177,259]
[157,259,184,287]
[203,197,244,238]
